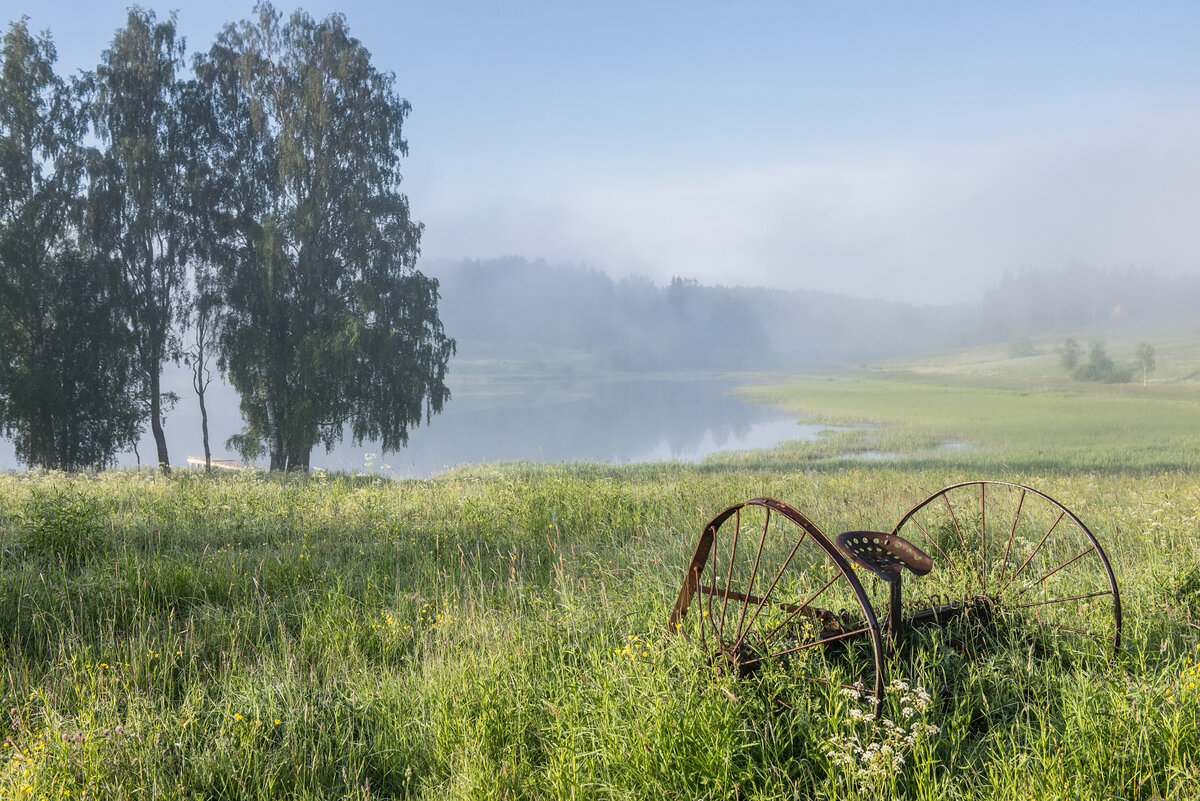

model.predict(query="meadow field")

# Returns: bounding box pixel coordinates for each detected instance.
[2,327,1200,799]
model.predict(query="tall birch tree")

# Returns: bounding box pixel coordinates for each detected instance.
[87,8,192,474]
[0,20,140,469]
[196,3,453,471]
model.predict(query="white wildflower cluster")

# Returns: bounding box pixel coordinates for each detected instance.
[824,679,940,794]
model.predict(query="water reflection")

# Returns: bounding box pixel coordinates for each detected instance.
[320,375,810,476]
[0,372,812,476]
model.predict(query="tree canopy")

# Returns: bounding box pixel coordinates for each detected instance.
[195,3,453,471]
[0,6,455,472]
[0,20,140,469]
[87,8,194,474]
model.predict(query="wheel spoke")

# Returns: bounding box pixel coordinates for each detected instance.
[706,527,718,634]
[998,510,1064,596]
[734,524,809,649]
[690,566,707,650]
[718,508,740,636]
[674,498,884,714]
[909,515,964,582]
[980,483,987,594]
[1013,545,1096,596]
[762,569,843,642]
[1011,589,1113,610]
[997,488,1026,587]
[733,508,771,646]
[891,481,1120,659]
[741,626,871,668]
[942,493,984,591]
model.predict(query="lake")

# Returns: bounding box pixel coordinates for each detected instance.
[0,371,819,476]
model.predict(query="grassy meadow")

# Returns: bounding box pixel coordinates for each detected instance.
[3,324,1200,799]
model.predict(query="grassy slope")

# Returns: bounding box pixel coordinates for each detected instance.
[730,313,1200,473]
[1,324,1200,799]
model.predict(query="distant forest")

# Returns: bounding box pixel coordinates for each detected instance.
[429,258,1200,370]
[978,265,1200,340]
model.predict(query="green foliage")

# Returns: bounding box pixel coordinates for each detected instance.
[1136,341,1157,386]
[1006,336,1035,358]
[0,20,141,469]
[1159,564,1200,620]
[19,484,105,564]
[0,464,1196,799]
[1072,341,1133,383]
[195,3,453,472]
[87,8,194,474]
[1059,337,1081,370]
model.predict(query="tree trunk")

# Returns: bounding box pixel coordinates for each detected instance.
[149,367,171,475]
[260,357,285,471]
[285,443,310,473]
[198,383,211,473]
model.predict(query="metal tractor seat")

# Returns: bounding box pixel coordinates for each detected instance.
[836,531,933,638]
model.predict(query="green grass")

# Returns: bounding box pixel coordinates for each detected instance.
[0,464,1197,800]
[2,331,1200,799]
[729,316,1200,473]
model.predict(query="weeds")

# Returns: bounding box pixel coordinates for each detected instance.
[0,454,1194,797]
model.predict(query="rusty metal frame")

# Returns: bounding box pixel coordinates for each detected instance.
[669,481,1123,711]
[891,480,1122,654]
[669,497,885,712]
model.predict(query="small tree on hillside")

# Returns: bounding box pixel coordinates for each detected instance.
[1059,338,1082,371]
[1073,341,1132,383]
[1135,342,1156,387]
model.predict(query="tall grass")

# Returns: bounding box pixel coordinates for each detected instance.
[0,460,1197,799]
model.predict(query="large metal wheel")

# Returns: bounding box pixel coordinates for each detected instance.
[670,497,885,709]
[890,481,1121,654]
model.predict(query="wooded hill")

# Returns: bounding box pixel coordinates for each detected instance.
[429,258,1200,371]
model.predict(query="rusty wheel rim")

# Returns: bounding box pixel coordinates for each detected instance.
[670,497,885,710]
[891,481,1121,655]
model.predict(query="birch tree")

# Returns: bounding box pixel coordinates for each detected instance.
[196,3,453,471]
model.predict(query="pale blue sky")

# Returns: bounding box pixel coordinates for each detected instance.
[8,1,1200,302]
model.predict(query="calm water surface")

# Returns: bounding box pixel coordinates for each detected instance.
[0,372,817,476]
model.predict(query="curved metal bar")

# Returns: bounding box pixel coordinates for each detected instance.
[892,480,1122,654]
[670,497,885,712]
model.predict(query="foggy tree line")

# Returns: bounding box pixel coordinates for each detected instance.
[432,257,1198,374]
[1057,338,1156,385]
[0,5,453,472]
[979,264,1200,341]
[431,257,977,370]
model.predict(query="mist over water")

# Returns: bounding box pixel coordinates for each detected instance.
[0,370,808,476]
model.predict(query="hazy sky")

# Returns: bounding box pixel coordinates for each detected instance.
[10,0,1200,303]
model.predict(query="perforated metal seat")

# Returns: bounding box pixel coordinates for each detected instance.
[836,531,933,583]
